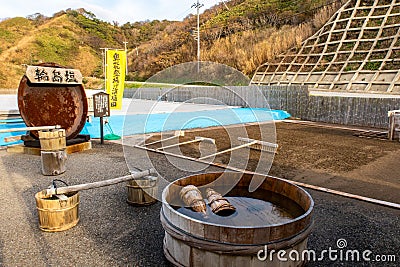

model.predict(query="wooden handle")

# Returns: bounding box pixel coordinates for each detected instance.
[157,139,201,150]
[199,141,257,160]
[43,168,157,196]
[145,135,179,146]
[0,125,61,134]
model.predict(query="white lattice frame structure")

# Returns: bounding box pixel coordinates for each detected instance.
[251,0,400,94]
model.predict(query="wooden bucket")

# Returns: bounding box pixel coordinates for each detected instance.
[39,129,66,151]
[161,172,314,267]
[35,191,79,232]
[126,176,158,206]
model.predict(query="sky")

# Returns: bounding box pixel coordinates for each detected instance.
[0,0,220,24]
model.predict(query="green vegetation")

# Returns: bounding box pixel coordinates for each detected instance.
[124,82,176,89]
[364,61,381,70]
[204,0,329,29]
[34,28,78,65]
[0,17,34,48]
[0,17,32,28]
[67,9,122,48]
[0,29,13,39]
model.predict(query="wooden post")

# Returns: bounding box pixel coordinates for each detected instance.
[100,117,104,144]
[39,130,67,176]
[388,110,400,141]
[93,92,110,145]
[41,150,67,176]
[388,112,395,141]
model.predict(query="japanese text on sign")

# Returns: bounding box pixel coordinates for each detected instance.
[93,92,110,117]
[106,50,126,110]
[26,65,82,84]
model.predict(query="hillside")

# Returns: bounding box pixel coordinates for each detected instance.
[0,0,341,89]
[0,9,172,89]
[0,13,100,89]
[128,0,343,80]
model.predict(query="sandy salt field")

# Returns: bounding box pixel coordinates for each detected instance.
[0,122,399,266]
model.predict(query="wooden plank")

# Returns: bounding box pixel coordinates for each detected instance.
[6,141,92,156]
[158,139,202,150]
[3,135,22,143]
[65,141,92,154]
[26,65,83,84]
[7,145,41,156]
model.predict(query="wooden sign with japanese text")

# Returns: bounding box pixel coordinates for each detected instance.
[26,65,83,85]
[93,92,110,117]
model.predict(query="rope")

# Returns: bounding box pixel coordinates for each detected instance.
[51,179,69,195]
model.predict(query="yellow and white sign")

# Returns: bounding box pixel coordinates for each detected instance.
[106,50,126,110]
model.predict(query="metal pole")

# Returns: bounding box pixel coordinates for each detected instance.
[100,48,108,91]
[192,0,203,72]
[197,0,200,67]
[123,41,129,76]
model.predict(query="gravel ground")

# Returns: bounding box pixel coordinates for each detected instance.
[0,123,399,266]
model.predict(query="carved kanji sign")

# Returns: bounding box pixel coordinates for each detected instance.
[26,65,83,84]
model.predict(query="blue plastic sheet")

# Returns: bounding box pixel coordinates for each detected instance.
[81,108,290,139]
[0,120,27,146]
[1,108,290,145]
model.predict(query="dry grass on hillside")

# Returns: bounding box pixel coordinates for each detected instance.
[202,4,340,75]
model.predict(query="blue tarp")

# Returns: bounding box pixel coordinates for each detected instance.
[0,108,290,146]
[0,120,27,146]
[81,108,290,138]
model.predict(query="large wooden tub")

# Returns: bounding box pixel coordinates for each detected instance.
[161,172,314,267]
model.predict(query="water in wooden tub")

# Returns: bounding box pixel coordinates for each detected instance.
[174,187,305,227]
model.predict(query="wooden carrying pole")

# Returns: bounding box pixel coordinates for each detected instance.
[0,125,61,133]
[157,137,214,151]
[43,168,156,196]
[157,139,202,150]
[144,131,185,147]
[199,141,258,160]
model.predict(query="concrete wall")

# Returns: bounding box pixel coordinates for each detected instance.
[124,86,400,129]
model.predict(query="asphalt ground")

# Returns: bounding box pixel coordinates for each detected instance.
[0,125,399,266]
